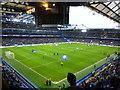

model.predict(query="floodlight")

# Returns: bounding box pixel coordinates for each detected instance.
[21,2,24,5]
[12,9,15,12]
[25,3,29,5]
[42,2,49,8]
[13,18,20,22]
[3,8,6,11]
[1,2,5,5]
[7,9,10,11]
[81,29,87,32]
[3,13,6,15]
[43,3,48,8]
[53,3,55,6]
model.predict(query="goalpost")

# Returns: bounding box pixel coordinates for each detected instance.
[5,51,15,59]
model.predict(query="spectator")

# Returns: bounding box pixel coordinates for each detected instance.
[63,81,65,89]
[46,79,49,86]
[49,78,51,85]
[64,73,82,90]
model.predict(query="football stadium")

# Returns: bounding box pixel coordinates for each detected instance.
[1,1,120,90]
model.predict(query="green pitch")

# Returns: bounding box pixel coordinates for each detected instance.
[2,43,118,88]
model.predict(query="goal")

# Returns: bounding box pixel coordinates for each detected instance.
[5,51,15,59]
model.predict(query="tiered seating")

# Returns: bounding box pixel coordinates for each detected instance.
[2,60,38,89]
[67,38,120,46]
[2,37,66,46]
[2,22,36,30]
[63,29,120,38]
[80,53,120,88]
[2,62,27,89]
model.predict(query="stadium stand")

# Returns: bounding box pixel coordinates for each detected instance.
[2,22,36,30]
[2,20,120,89]
[2,60,38,90]
[1,1,120,90]
[2,23,120,46]
[63,29,120,38]
[2,37,66,46]
[79,52,120,88]
[67,38,120,46]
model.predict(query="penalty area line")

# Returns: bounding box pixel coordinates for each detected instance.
[13,58,47,80]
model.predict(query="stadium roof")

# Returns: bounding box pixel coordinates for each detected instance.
[88,1,120,23]
[0,1,120,24]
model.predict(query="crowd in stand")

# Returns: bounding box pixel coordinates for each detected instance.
[63,30,120,38]
[2,62,27,89]
[79,52,120,88]
[68,38,120,46]
[2,21,120,38]
[2,37,66,46]
[2,22,36,30]
[64,52,120,89]
[2,22,58,31]
[2,37,120,46]
[2,21,120,47]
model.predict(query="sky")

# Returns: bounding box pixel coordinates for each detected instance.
[69,6,118,29]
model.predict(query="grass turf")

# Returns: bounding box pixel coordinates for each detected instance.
[2,43,118,88]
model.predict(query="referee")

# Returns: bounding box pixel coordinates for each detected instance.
[61,61,63,66]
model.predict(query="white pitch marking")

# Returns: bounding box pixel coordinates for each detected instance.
[31,60,60,69]
[13,58,47,79]
[52,54,115,84]
[2,42,118,84]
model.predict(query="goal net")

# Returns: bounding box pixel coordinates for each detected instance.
[5,51,15,59]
